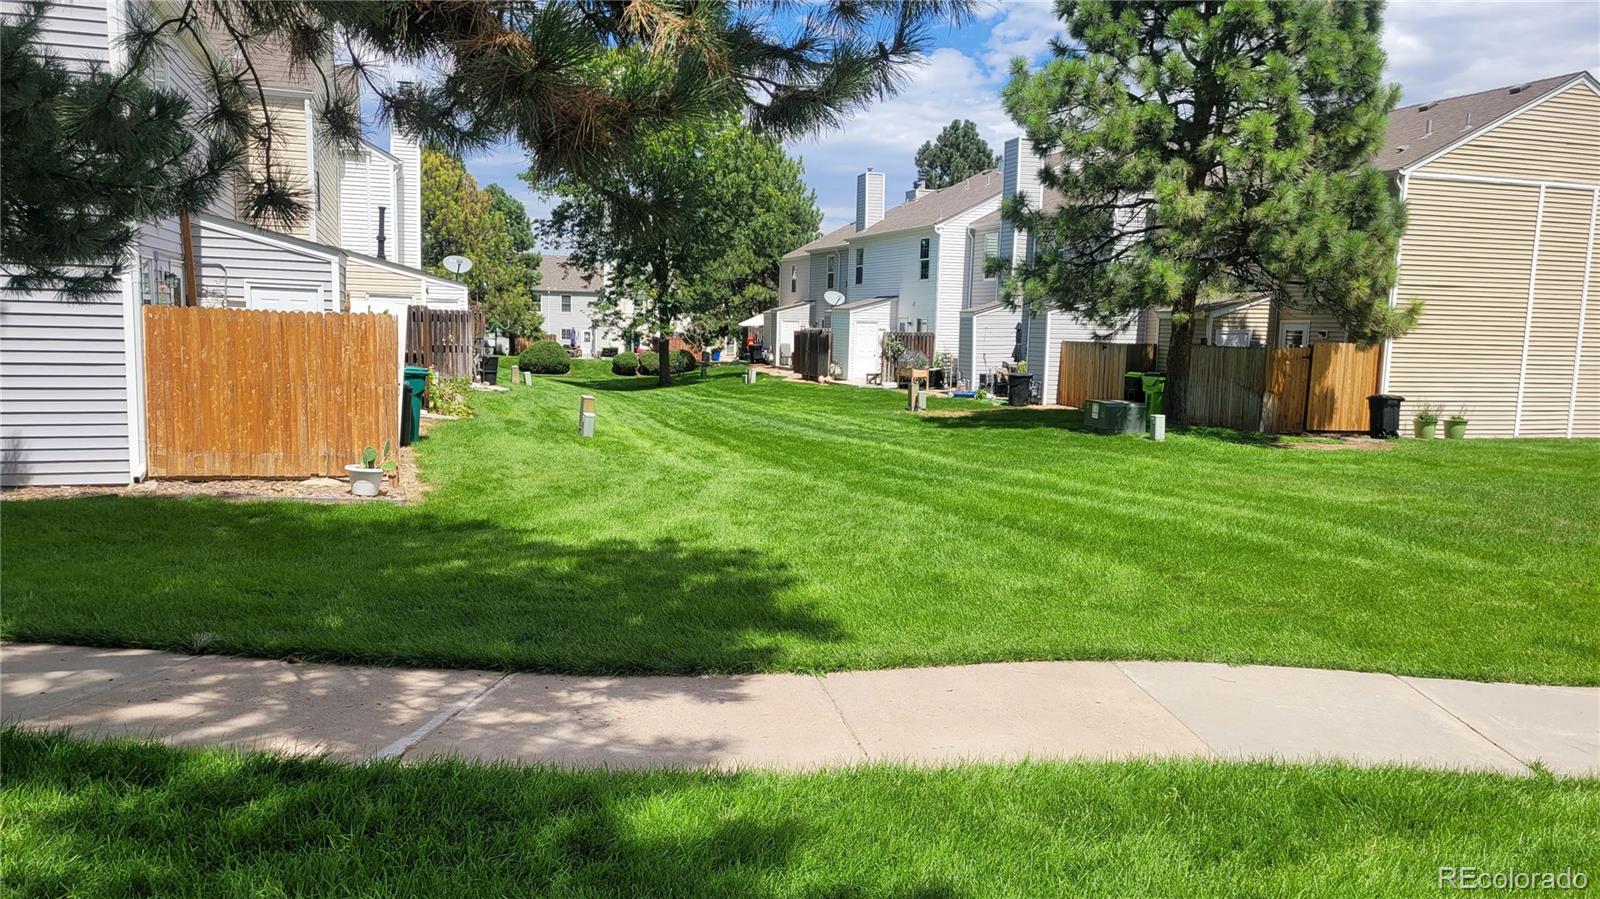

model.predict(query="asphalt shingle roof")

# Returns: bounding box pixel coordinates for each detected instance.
[538,254,601,293]
[1373,72,1585,172]
[849,169,1002,240]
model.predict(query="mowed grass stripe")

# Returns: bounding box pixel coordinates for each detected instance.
[2,359,1596,682]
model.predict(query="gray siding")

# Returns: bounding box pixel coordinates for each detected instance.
[193,219,336,309]
[1,287,133,486]
[1,0,107,70]
[961,308,1021,387]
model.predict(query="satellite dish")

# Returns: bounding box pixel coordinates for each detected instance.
[442,254,473,275]
[823,290,846,307]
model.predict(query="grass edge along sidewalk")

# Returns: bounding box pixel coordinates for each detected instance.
[3,727,1598,898]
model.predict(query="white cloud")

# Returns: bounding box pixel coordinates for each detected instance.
[1383,1,1599,103]
[980,0,1063,78]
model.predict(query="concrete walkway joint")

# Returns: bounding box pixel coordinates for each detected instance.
[3,643,1595,776]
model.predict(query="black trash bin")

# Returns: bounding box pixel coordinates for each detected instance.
[1007,372,1033,407]
[1367,394,1405,439]
[478,355,499,385]
[400,383,416,447]
[1123,371,1145,403]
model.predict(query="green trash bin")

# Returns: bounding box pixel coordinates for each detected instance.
[403,366,429,445]
[1140,372,1166,417]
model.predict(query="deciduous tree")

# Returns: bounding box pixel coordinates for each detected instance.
[421,148,542,342]
[996,0,1417,427]
[537,116,820,384]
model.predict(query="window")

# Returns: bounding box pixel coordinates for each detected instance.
[561,295,572,312]
[561,328,577,343]
[1280,321,1310,349]
[854,249,864,285]
[919,238,930,279]
[983,233,999,281]
[826,255,836,289]
[789,265,797,294]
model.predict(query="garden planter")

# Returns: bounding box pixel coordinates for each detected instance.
[345,464,384,497]
[1007,373,1033,407]
[1413,418,1437,439]
[1444,417,1468,439]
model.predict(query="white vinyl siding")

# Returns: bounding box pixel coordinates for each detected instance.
[193,218,337,310]
[423,277,469,309]
[241,96,313,240]
[931,196,1000,354]
[0,0,107,69]
[0,285,132,485]
[966,228,1001,309]
[829,301,891,382]
[1025,309,1141,405]
[341,144,400,258]
[959,307,1021,388]
[540,291,612,355]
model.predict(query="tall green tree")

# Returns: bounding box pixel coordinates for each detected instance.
[421,148,542,342]
[536,116,821,385]
[1,4,244,297]
[3,1,969,293]
[914,119,999,189]
[997,0,1418,427]
[485,184,536,254]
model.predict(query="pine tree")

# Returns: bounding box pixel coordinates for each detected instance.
[914,119,999,189]
[0,4,242,297]
[997,0,1418,427]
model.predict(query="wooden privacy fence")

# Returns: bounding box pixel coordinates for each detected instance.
[1185,344,1267,430]
[880,331,937,381]
[1264,342,1381,432]
[1057,339,1379,432]
[792,328,831,380]
[406,307,482,378]
[144,306,399,478]
[1056,342,1160,407]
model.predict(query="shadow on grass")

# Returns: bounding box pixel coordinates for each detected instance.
[917,406,1085,430]
[1175,426,1340,447]
[0,496,836,677]
[4,728,968,898]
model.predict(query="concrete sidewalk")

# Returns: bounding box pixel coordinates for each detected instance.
[3,643,1595,776]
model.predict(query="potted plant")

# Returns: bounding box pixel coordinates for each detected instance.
[1007,360,1032,406]
[1445,407,1469,439]
[1413,403,1440,439]
[346,445,386,496]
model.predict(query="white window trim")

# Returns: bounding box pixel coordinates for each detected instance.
[1513,185,1548,437]
[1279,320,1311,349]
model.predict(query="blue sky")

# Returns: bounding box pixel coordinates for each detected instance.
[453,0,1600,250]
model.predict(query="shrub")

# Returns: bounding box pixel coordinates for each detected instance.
[611,352,639,375]
[637,350,659,375]
[518,341,571,374]
[427,370,473,417]
[672,349,698,373]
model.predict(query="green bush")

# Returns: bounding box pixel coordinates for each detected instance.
[672,349,698,373]
[611,352,639,375]
[638,351,659,375]
[427,371,473,417]
[637,348,698,376]
[518,341,571,374]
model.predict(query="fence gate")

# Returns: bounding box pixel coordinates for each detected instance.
[880,331,937,381]
[143,306,399,478]
[1264,342,1381,432]
[792,328,832,380]
[406,307,483,378]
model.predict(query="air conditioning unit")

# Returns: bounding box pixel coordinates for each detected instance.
[1086,399,1148,435]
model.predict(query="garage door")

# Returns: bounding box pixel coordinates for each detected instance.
[248,284,324,312]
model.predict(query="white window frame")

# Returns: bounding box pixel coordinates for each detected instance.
[854,248,864,285]
[919,238,931,280]
[827,255,836,289]
[1279,320,1310,349]
[561,294,572,313]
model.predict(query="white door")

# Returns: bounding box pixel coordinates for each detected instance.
[248,283,324,312]
[854,320,883,381]
[777,318,801,367]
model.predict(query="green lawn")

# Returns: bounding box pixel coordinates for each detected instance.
[2,359,1596,684]
[4,728,1596,898]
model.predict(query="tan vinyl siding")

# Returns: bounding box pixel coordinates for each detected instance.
[1420,85,1600,185]
[241,96,313,240]
[345,257,422,306]
[1519,186,1593,436]
[1385,178,1542,437]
